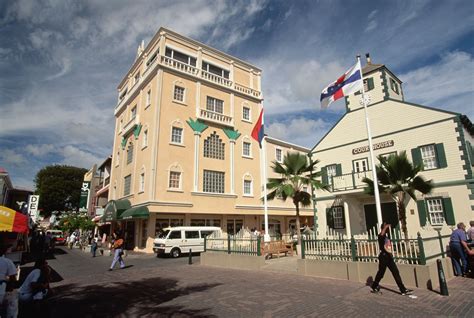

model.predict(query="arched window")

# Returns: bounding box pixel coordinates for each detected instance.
[168,163,183,190]
[242,173,253,196]
[203,131,225,160]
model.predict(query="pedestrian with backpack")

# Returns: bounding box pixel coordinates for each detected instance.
[108,233,125,271]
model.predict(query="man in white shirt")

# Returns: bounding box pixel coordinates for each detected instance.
[19,258,49,303]
[1,245,18,316]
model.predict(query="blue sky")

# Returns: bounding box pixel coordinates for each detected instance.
[0,0,473,190]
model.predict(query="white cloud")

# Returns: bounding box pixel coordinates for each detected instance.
[59,145,103,169]
[25,144,56,157]
[0,149,27,166]
[267,117,332,148]
[401,51,474,117]
[365,20,377,32]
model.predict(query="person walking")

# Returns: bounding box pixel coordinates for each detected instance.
[91,234,99,257]
[467,220,474,247]
[108,233,125,271]
[449,222,469,277]
[371,223,413,295]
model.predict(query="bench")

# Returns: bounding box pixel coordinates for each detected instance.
[262,240,293,258]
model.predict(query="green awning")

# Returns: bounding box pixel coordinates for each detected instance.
[101,199,131,222]
[119,206,149,220]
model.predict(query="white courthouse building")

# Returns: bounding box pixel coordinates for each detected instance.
[311,56,474,237]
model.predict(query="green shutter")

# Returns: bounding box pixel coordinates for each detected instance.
[417,200,427,226]
[411,147,423,170]
[435,143,447,168]
[326,208,334,229]
[442,198,455,225]
[367,78,374,91]
[467,141,474,166]
[321,167,328,185]
[336,164,342,176]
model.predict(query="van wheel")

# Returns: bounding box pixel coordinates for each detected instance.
[170,248,181,258]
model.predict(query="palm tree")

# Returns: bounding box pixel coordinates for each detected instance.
[362,151,433,239]
[266,152,328,251]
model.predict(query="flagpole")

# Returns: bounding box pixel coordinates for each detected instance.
[262,135,270,243]
[357,55,383,228]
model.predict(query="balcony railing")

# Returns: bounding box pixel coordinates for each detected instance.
[199,109,233,127]
[234,83,261,98]
[161,55,199,76]
[116,55,262,114]
[121,114,140,136]
[201,69,233,87]
[329,170,372,192]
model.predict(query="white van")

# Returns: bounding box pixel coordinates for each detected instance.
[153,226,222,258]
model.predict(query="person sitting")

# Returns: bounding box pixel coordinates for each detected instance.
[18,258,51,315]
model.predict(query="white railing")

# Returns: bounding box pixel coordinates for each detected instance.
[234,83,261,98]
[199,109,233,126]
[121,114,139,136]
[330,170,372,191]
[161,55,199,76]
[201,70,233,87]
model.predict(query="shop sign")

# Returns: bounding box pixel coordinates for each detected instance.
[28,195,40,221]
[79,182,91,212]
[352,140,394,155]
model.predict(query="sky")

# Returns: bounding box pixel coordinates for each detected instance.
[0,0,473,190]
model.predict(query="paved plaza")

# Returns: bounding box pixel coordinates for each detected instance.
[28,247,474,317]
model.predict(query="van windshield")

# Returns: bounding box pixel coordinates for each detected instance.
[156,230,169,239]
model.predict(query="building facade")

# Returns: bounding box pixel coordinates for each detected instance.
[108,28,312,252]
[311,57,474,238]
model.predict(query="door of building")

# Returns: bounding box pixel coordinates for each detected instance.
[124,221,135,250]
[364,202,399,233]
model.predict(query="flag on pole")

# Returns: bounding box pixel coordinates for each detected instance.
[251,108,265,147]
[320,62,363,108]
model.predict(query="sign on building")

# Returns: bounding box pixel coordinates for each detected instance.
[28,195,40,222]
[79,181,91,213]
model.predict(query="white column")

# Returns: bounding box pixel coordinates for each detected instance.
[344,201,351,237]
[196,81,201,118]
[193,132,201,192]
[230,140,235,194]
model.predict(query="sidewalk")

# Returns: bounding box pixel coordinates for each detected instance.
[42,248,474,317]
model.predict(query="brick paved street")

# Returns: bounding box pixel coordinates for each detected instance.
[31,247,474,317]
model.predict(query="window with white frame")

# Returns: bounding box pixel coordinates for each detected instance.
[327,164,337,177]
[146,90,151,106]
[203,170,225,193]
[332,206,344,229]
[243,106,250,121]
[243,141,251,157]
[173,86,185,102]
[244,179,252,195]
[139,173,145,192]
[276,148,282,163]
[353,158,369,172]
[131,106,137,120]
[171,127,183,144]
[420,144,438,170]
[142,129,148,148]
[380,151,397,161]
[206,96,224,114]
[146,51,158,67]
[126,144,133,164]
[168,171,181,189]
[202,62,229,79]
[426,198,445,225]
[203,132,225,160]
[124,175,131,196]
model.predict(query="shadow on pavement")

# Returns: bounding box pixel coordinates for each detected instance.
[19,266,63,285]
[47,277,220,318]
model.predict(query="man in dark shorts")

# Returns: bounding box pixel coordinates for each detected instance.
[371,223,413,295]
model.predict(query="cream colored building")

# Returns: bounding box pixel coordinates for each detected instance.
[311,56,474,238]
[108,28,312,252]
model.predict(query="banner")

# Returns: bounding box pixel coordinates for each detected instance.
[28,195,40,222]
[79,181,91,212]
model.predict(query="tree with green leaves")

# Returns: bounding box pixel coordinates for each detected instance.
[58,212,95,234]
[362,151,433,239]
[266,152,328,250]
[34,165,88,216]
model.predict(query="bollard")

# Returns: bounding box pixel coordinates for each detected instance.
[437,259,449,296]
[188,248,193,265]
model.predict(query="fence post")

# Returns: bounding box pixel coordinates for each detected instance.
[350,235,357,262]
[227,235,231,255]
[437,230,445,258]
[301,236,306,259]
[417,232,426,265]
[204,236,207,252]
[257,237,261,256]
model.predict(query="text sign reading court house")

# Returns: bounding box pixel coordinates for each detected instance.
[352,140,394,155]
